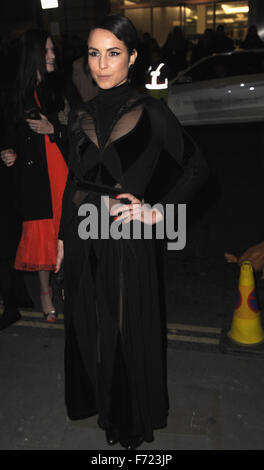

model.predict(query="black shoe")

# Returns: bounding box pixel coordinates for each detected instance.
[0,309,21,331]
[120,437,143,450]
[105,428,119,446]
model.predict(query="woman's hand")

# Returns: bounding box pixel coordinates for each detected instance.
[110,193,163,225]
[26,113,54,135]
[0,149,17,167]
[55,239,64,273]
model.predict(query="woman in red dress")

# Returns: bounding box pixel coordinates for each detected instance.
[12,29,80,321]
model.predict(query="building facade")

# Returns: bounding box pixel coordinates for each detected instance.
[111,1,264,46]
[0,0,264,45]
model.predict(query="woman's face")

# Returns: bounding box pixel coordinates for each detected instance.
[88,28,137,89]
[45,37,55,72]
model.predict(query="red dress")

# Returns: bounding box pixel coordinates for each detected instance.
[15,131,68,272]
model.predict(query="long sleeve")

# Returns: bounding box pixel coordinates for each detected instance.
[47,81,81,156]
[58,170,76,240]
[160,100,208,204]
[144,99,208,207]
[58,108,80,241]
[43,75,82,159]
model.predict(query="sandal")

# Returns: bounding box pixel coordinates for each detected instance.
[40,288,56,323]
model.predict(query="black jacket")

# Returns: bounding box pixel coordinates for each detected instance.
[59,89,208,240]
[5,73,81,222]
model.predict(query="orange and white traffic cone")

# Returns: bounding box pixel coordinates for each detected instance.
[228,261,264,345]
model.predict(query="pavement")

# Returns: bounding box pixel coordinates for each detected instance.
[1,266,264,451]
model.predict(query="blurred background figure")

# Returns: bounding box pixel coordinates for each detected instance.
[10,29,80,323]
[214,24,234,53]
[72,45,98,102]
[0,36,33,330]
[142,32,161,68]
[162,26,189,79]
[240,25,264,49]
[191,28,216,64]
[62,34,86,73]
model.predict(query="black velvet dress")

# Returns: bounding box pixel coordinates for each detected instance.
[59,81,208,443]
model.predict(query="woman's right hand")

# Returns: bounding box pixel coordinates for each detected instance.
[55,239,64,273]
[1,149,17,167]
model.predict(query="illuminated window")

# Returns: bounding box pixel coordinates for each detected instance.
[111,1,249,48]
[184,6,198,36]
[153,7,181,46]
[206,2,249,45]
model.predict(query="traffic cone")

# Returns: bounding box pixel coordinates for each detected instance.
[228,261,264,345]
[220,261,264,355]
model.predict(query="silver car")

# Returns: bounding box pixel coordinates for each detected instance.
[168,49,264,126]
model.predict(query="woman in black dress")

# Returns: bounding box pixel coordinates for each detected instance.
[56,15,207,450]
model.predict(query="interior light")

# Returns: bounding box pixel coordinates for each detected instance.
[221,4,249,15]
[207,9,225,16]
[185,8,192,17]
[41,0,59,9]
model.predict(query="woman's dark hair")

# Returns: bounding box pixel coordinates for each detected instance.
[18,29,49,97]
[16,28,63,119]
[90,14,139,55]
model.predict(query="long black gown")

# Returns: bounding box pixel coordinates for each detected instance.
[59,81,208,443]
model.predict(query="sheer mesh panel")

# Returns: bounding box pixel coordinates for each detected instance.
[78,105,144,151]
[78,110,99,148]
[72,189,90,207]
[105,105,143,148]
[74,106,144,215]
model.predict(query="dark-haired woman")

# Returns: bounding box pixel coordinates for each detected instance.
[12,29,80,321]
[56,15,208,449]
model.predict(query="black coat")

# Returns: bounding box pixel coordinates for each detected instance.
[60,87,208,441]
[0,84,21,259]
[8,74,81,221]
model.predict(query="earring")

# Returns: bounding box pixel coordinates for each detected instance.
[128,63,134,84]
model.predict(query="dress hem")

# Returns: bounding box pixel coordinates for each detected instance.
[14,263,56,272]
[66,409,98,421]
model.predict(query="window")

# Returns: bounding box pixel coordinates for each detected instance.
[206,2,249,46]
[184,5,198,36]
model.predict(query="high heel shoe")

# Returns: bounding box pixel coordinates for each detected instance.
[105,428,119,446]
[40,288,56,323]
[120,436,143,450]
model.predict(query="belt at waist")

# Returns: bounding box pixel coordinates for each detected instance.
[70,173,142,200]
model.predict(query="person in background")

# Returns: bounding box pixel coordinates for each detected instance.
[0,145,22,330]
[162,26,188,78]
[72,45,98,102]
[240,25,264,49]
[9,29,80,322]
[191,29,216,64]
[214,24,234,53]
[0,36,33,330]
